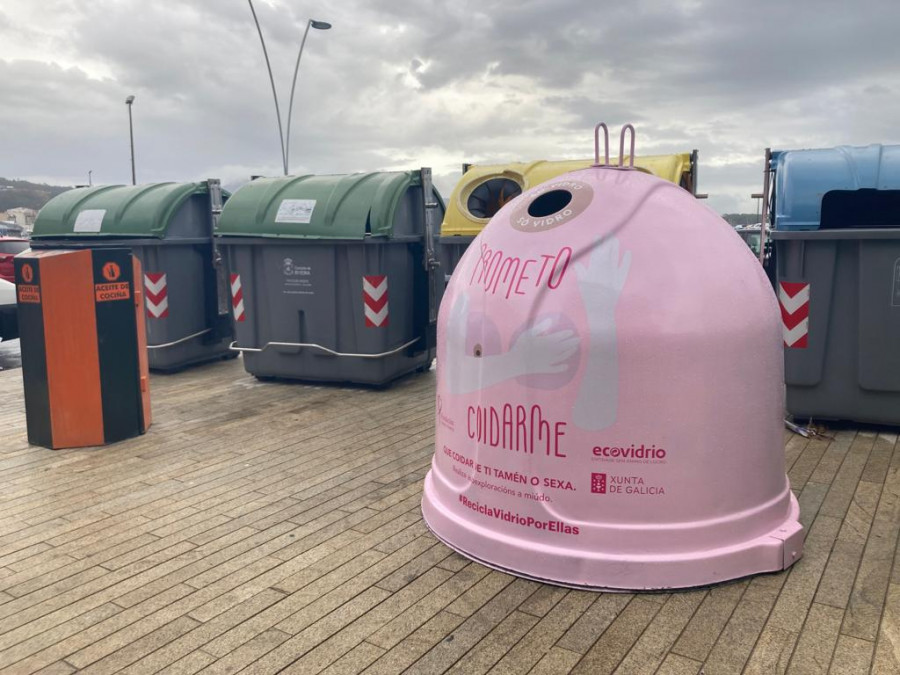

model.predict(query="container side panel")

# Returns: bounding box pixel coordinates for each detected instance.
[780,240,836,387]
[858,240,900,391]
[91,249,143,443]
[133,256,152,429]
[15,256,52,447]
[41,250,105,447]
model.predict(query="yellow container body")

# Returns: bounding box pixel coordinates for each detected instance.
[442,153,694,236]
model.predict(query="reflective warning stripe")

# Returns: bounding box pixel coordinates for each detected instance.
[779,281,810,348]
[363,275,388,327]
[144,272,168,319]
[230,274,246,322]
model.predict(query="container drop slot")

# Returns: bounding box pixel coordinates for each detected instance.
[820,189,900,229]
[466,178,522,219]
[527,190,573,218]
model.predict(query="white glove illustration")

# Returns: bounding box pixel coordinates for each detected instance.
[444,292,579,395]
[573,236,631,430]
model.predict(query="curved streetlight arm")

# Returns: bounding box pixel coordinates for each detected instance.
[285,19,313,177]
[247,0,287,176]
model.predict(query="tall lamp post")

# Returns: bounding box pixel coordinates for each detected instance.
[247,1,330,176]
[125,95,136,185]
[285,19,331,175]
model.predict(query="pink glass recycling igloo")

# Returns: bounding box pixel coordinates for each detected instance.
[421,124,803,590]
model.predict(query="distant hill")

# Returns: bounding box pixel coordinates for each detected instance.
[0,178,73,212]
[722,213,760,226]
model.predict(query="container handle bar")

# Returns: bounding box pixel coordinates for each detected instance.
[228,337,419,359]
[593,123,610,166]
[619,124,635,168]
[593,122,636,169]
[147,329,212,350]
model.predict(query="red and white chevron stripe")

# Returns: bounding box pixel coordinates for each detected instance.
[230,273,246,322]
[144,272,169,319]
[779,281,810,348]
[363,275,389,327]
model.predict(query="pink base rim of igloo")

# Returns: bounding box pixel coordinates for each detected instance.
[421,471,803,592]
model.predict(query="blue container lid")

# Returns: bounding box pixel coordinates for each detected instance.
[772,144,900,230]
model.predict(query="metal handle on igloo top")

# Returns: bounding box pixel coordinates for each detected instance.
[593,123,636,169]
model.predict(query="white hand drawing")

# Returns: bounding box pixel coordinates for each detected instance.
[572,236,631,430]
[444,292,579,395]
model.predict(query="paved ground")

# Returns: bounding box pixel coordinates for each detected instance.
[0,358,898,674]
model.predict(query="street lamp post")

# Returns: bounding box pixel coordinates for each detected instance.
[125,95,136,185]
[246,1,330,176]
[285,19,331,175]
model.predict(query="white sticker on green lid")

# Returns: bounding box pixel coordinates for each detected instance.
[275,199,316,224]
[73,209,106,232]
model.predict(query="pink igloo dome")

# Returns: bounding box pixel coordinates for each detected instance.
[421,125,803,590]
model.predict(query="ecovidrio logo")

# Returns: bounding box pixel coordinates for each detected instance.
[592,443,667,462]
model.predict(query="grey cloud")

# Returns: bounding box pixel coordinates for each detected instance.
[1,0,899,212]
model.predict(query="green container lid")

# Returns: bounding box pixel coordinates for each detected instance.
[33,182,208,239]
[217,171,426,239]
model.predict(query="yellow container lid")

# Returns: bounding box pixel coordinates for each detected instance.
[441,152,694,237]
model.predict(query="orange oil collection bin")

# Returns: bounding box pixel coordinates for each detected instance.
[15,248,151,449]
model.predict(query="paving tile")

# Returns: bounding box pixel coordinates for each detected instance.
[375,544,453,593]
[403,578,539,674]
[828,634,874,674]
[672,582,746,661]
[614,591,705,674]
[860,433,896,484]
[702,574,789,675]
[122,588,287,675]
[766,515,842,634]
[195,628,290,674]
[489,590,594,674]
[789,437,833,492]
[33,662,77,675]
[0,583,196,674]
[655,652,702,675]
[549,592,629,657]
[871,581,900,674]
[516,584,568,618]
[815,481,881,609]
[569,597,662,674]
[75,615,200,674]
[242,587,392,674]
[444,610,539,675]
[784,602,842,673]
[445,570,516,618]
[843,452,900,641]
[362,610,465,675]
[0,602,122,670]
[280,568,453,674]
[319,641,386,675]
[742,625,797,675]
[524,646,582,674]
[156,650,217,675]
[367,563,491,650]
[0,359,893,675]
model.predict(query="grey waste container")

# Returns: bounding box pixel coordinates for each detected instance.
[770,144,900,424]
[31,181,235,371]
[218,169,444,385]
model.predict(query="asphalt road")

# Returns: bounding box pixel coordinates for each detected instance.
[0,339,21,371]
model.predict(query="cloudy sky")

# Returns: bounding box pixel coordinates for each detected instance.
[2,0,899,214]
